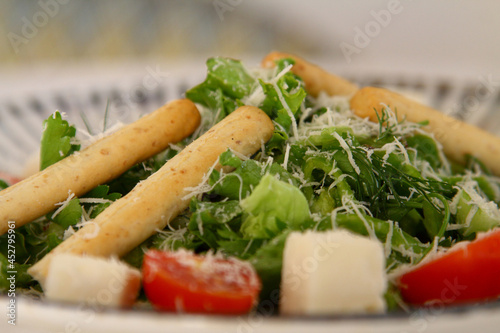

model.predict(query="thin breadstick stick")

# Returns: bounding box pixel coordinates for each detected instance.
[261,51,358,97]
[0,99,201,235]
[350,87,500,175]
[28,106,274,285]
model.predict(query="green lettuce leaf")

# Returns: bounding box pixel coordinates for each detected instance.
[39,111,80,170]
[249,231,290,303]
[0,253,33,292]
[406,134,442,169]
[83,185,122,218]
[52,198,82,229]
[453,189,500,236]
[240,174,310,239]
[186,57,256,118]
[258,58,306,130]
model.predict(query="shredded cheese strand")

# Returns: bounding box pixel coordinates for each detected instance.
[332,132,360,175]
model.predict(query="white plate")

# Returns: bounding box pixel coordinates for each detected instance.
[1,296,500,333]
[1,62,500,333]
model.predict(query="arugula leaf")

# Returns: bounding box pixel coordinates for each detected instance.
[190,199,242,227]
[186,57,256,117]
[186,199,244,251]
[218,149,242,169]
[209,159,263,200]
[0,231,29,264]
[259,78,306,120]
[149,216,201,251]
[258,58,306,133]
[209,149,298,202]
[52,198,82,228]
[83,185,122,218]
[49,185,121,229]
[39,111,80,170]
[265,127,289,155]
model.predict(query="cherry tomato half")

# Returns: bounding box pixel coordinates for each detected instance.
[142,249,261,314]
[397,228,500,306]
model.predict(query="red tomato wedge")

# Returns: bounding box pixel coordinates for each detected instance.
[397,228,500,306]
[142,249,261,314]
[0,172,22,186]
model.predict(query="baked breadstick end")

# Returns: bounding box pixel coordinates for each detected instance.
[350,87,500,175]
[44,254,141,308]
[0,99,201,235]
[28,106,274,286]
[262,51,358,97]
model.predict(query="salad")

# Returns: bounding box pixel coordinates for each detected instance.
[1,52,500,315]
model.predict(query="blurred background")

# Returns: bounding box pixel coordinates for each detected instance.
[1,0,500,174]
[2,0,499,72]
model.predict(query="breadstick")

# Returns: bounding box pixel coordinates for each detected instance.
[350,87,500,175]
[0,99,201,235]
[28,106,274,285]
[262,51,358,97]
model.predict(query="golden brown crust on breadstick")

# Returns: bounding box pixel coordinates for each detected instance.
[350,87,500,175]
[262,51,358,97]
[0,99,201,235]
[28,106,274,285]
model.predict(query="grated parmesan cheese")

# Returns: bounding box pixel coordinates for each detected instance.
[52,191,76,219]
[332,132,360,175]
[282,143,291,170]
